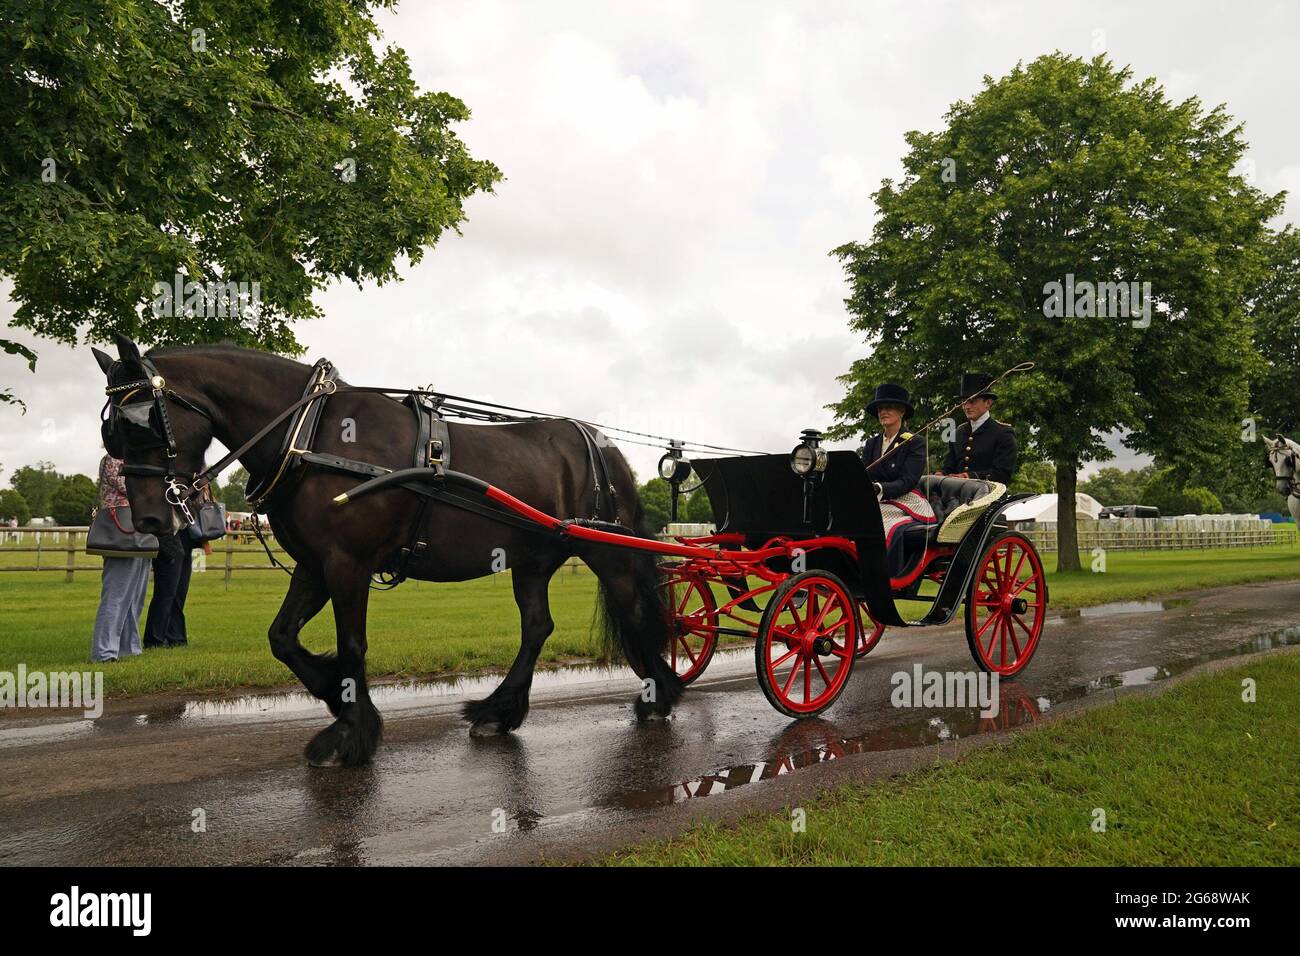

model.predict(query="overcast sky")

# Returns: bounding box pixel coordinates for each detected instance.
[3,0,1298,494]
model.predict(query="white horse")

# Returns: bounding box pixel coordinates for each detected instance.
[1263,435,1300,523]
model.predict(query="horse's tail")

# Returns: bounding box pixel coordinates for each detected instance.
[587,485,683,714]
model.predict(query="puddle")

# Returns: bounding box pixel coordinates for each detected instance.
[1059,598,1189,619]
[608,624,1300,809]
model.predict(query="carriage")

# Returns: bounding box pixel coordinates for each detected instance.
[650,434,1049,716]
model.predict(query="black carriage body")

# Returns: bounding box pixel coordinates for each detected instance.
[690,451,1037,630]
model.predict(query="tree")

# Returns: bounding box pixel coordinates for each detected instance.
[219,467,252,512]
[1139,470,1223,516]
[0,488,31,524]
[830,53,1281,571]
[1080,465,1155,507]
[1007,459,1055,495]
[0,0,501,401]
[8,461,62,517]
[1249,228,1300,436]
[50,473,96,525]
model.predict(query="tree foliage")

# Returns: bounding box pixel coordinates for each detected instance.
[50,472,96,524]
[1249,227,1300,435]
[8,460,62,517]
[0,487,32,524]
[830,53,1282,568]
[0,0,502,397]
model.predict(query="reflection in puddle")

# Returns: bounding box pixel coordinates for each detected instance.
[610,625,1300,809]
[1060,599,1188,619]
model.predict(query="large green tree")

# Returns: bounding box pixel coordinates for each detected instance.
[8,460,62,517]
[0,0,501,400]
[1249,227,1300,436]
[830,53,1281,570]
[50,473,96,525]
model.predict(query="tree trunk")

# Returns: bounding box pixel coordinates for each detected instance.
[1055,458,1082,572]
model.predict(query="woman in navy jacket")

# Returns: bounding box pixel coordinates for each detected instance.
[862,383,926,498]
[861,383,934,576]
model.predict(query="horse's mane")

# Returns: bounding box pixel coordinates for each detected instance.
[145,342,310,374]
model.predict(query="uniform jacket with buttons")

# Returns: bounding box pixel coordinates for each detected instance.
[941,419,1018,483]
[862,431,926,499]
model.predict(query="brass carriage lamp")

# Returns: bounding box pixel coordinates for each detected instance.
[790,429,828,476]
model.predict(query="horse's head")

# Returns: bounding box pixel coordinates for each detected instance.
[94,334,215,535]
[1262,434,1299,497]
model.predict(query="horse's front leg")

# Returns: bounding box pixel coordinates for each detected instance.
[305,559,383,767]
[268,563,339,708]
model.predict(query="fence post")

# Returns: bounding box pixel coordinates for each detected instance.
[224,537,233,591]
[65,530,77,583]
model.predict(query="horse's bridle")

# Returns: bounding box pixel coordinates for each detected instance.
[102,355,218,522]
[102,356,337,522]
[1271,444,1300,498]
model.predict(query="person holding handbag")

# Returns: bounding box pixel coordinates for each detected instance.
[89,451,152,663]
[144,483,221,648]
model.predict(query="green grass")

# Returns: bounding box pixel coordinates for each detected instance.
[605,652,1300,866]
[0,537,1296,699]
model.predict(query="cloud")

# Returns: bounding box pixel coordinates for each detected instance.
[3,0,1298,489]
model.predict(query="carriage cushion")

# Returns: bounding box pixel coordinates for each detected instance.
[916,475,1005,543]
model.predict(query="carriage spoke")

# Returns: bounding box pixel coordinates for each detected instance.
[814,655,833,687]
[781,656,802,696]
[975,609,999,643]
[771,646,798,670]
[803,657,812,703]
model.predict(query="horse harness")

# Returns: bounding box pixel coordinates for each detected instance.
[103,357,623,585]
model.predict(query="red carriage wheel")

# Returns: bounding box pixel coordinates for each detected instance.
[755,571,859,718]
[964,532,1047,678]
[856,607,885,657]
[658,571,718,685]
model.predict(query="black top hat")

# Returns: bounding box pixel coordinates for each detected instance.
[955,372,997,401]
[866,382,915,418]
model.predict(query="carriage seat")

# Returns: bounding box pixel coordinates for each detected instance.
[916,476,1005,544]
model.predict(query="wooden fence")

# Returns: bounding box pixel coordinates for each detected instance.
[0,526,586,584]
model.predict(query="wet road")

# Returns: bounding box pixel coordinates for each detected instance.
[1,581,1298,865]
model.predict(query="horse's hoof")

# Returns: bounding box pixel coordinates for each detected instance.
[637,708,671,723]
[307,749,343,768]
[469,720,504,737]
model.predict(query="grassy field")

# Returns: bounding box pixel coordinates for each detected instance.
[0,534,1297,698]
[605,652,1300,866]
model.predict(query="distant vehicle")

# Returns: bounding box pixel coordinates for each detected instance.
[1098,505,1160,519]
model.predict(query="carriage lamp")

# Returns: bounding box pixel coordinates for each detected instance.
[658,440,691,484]
[790,429,828,476]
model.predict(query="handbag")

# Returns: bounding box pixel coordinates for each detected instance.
[187,500,226,542]
[86,506,160,558]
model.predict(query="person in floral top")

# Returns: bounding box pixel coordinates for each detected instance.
[90,451,151,662]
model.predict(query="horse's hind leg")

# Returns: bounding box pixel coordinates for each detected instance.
[305,559,382,767]
[268,564,341,709]
[463,552,567,736]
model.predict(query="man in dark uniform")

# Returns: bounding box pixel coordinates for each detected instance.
[861,383,927,498]
[940,372,1018,483]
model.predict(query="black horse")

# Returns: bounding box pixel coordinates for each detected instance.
[94,335,681,766]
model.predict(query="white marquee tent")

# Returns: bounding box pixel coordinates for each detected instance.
[1001,493,1103,524]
